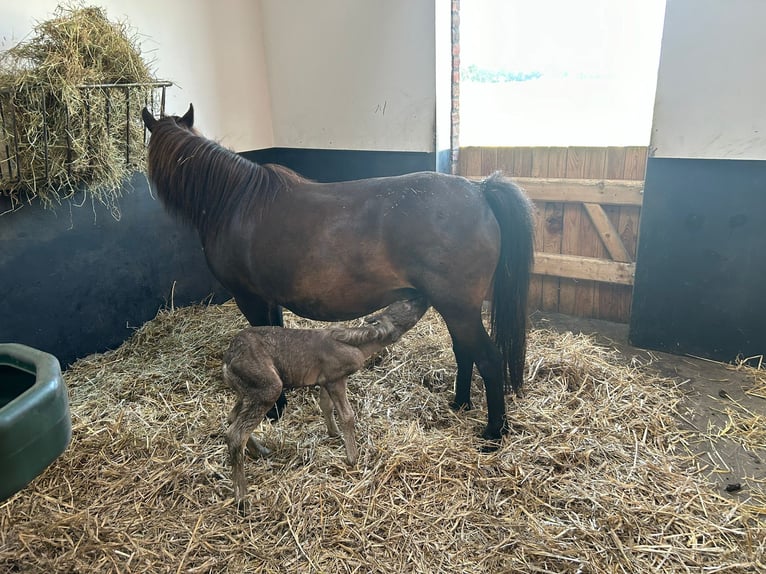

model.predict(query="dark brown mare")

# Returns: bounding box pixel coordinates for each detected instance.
[141,104,535,443]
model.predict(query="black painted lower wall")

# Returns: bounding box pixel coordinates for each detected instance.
[0,174,228,368]
[243,147,439,181]
[629,157,766,363]
[0,148,437,368]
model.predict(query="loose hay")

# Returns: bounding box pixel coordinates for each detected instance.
[0,4,162,211]
[742,364,766,401]
[704,363,766,519]
[2,301,764,573]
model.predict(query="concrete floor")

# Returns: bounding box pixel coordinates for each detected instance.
[531,311,766,504]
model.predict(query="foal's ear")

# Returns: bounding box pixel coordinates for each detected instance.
[141,107,157,132]
[179,103,194,128]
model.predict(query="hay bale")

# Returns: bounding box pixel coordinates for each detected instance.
[0,4,163,211]
[0,301,763,572]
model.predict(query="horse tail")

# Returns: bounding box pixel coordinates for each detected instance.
[480,172,536,396]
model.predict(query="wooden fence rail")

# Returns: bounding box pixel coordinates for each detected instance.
[458,146,648,323]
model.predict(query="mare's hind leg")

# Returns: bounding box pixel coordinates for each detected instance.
[442,310,507,444]
[233,294,287,420]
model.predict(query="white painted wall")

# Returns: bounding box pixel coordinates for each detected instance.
[651,0,766,160]
[0,0,274,151]
[2,1,443,154]
[259,0,437,152]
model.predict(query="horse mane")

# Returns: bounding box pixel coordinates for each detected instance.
[145,119,309,238]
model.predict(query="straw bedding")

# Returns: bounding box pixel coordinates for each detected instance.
[1,301,764,573]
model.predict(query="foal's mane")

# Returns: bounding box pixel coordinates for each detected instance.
[145,118,308,237]
[330,298,427,346]
[330,321,395,346]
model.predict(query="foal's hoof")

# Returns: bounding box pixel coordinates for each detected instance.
[245,440,271,459]
[236,498,250,516]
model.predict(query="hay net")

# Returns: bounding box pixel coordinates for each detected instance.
[0,4,169,211]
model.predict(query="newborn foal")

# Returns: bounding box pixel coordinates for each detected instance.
[223,296,429,507]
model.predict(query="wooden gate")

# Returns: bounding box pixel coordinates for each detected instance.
[458,146,647,323]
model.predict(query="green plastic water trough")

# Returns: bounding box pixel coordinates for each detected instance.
[0,343,71,501]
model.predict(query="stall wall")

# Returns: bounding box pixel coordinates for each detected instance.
[0,179,228,369]
[630,0,766,362]
[255,0,444,179]
[0,0,270,365]
[649,0,766,161]
[260,0,435,152]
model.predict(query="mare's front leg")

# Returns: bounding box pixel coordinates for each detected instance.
[449,339,475,412]
[324,378,358,465]
[233,294,287,420]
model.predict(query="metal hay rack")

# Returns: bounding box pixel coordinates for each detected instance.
[0,81,171,203]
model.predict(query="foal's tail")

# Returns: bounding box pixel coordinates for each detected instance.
[480,172,536,396]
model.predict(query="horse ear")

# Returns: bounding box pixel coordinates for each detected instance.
[141,107,157,132]
[180,103,194,128]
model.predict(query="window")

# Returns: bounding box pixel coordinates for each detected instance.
[459,0,666,146]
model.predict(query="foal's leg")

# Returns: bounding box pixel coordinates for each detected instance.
[233,294,288,420]
[324,378,358,465]
[224,360,283,511]
[228,395,272,459]
[318,386,341,437]
[226,396,275,511]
